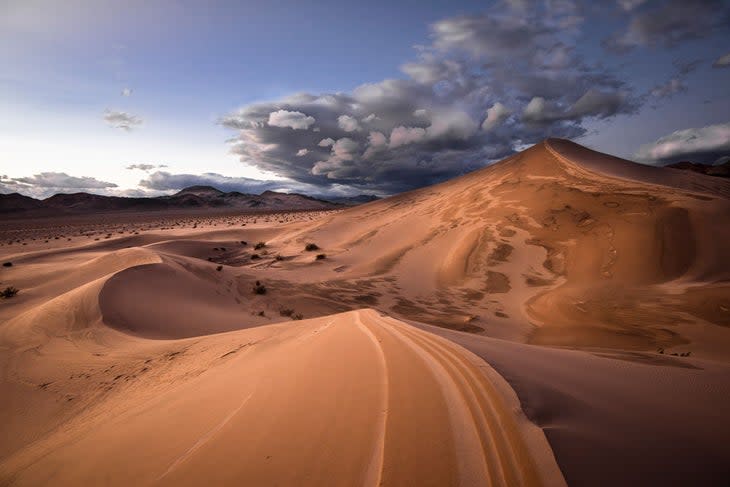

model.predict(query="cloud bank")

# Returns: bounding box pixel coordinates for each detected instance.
[0,172,119,199]
[221,2,638,194]
[634,122,730,165]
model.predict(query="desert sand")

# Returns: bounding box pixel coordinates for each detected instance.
[1,139,729,486]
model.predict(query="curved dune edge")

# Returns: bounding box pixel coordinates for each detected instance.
[0,309,565,486]
[0,248,162,346]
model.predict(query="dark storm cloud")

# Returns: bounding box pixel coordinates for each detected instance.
[634,122,730,165]
[604,0,730,54]
[221,1,637,194]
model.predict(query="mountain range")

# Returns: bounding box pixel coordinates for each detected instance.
[0,185,380,217]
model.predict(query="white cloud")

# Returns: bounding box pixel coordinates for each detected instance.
[103,109,143,131]
[635,122,730,165]
[337,114,361,132]
[332,137,359,161]
[318,138,335,147]
[389,126,426,148]
[482,102,511,131]
[267,110,316,130]
[296,148,309,157]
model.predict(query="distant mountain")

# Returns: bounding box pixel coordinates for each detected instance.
[0,186,345,217]
[667,160,730,178]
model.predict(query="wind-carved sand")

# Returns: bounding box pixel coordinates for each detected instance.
[1,139,729,486]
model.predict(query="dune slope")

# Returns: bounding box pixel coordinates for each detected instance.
[258,139,730,356]
[0,297,564,485]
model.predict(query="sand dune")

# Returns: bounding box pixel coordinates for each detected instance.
[1,139,729,485]
[0,294,565,485]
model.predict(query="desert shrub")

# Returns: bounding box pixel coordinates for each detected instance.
[275,254,284,261]
[257,310,265,317]
[1,286,19,298]
[252,281,267,294]
[2,262,12,267]
[316,254,326,260]
[292,313,304,320]
[279,307,294,317]
[216,265,223,271]
[250,253,260,260]
[240,240,248,245]
[304,243,319,251]
[254,242,266,250]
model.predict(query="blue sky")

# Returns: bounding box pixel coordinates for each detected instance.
[1,0,729,198]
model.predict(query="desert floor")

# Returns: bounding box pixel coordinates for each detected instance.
[1,140,729,486]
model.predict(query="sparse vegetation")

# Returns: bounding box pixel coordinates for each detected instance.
[275,254,285,261]
[279,307,294,317]
[216,265,223,271]
[252,281,267,294]
[257,310,266,317]
[292,313,304,320]
[250,253,261,260]
[240,240,248,245]
[2,262,12,267]
[254,242,266,250]
[1,286,19,298]
[315,253,326,260]
[304,243,319,251]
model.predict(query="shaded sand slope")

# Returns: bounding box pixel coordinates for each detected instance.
[421,322,730,486]
[260,139,730,356]
[0,301,564,486]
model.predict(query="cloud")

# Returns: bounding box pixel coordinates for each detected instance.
[126,163,167,171]
[337,115,360,132]
[121,87,132,96]
[650,78,686,98]
[605,0,730,53]
[634,122,730,165]
[296,149,309,156]
[481,102,511,131]
[138,171,284,194]
[103,109,143,131]
[524,90,630,124]
[713,51,730,68]
[617,0,646,11]
[0,172,118,198]
[11,172,117,189]
[221,6,637,194]
[389,126,426,148]
[267,109,315,130]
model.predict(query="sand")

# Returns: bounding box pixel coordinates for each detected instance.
[1,139,729,485]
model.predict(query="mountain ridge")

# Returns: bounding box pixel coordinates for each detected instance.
[0,186,349,216]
